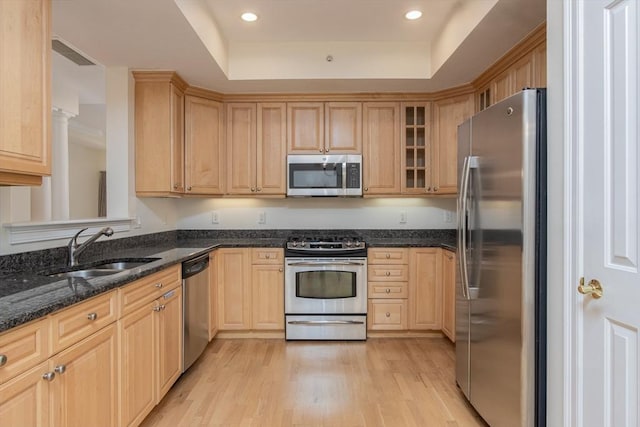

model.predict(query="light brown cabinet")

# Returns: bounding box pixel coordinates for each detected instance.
[134,71,188,196]
[441,250,456,342]
[118,266,182,427]
[432,95,474,194]
[184,96,225,195]
[50,324,118,427]
[0,318,50,385]
[362,102,401,195]
[217,248,284,332]
[0,361,50,427]
[227,103,286,195]
[409,248,442,330]
[288,102,361,154]
[209,251,218,341]
[401,103,431,195]
[367,248,409,331]
[0,0,51,186]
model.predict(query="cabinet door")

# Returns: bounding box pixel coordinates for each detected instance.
[0,0,50,185]
[50,324,117,427]
[491,71,513,104]
[408,248,442,330]
[0,361,50,427]
[209,251,218,341]
[512,53,535,94]
[0,318,50,384]
[441,251,456,342]
[118,302,156,427]
[432,94,474,194]
[287,103,324,153]
[156,286,182,401]
[184,96,225,195]
[362,102,401,195]
[170,84,185,193]
[256,103,286,195]
[227,103,257,194]
[368,300,407,331]
[534,43,547,87]
[325,102,362,153]
[401,103,431,194]
[251,264,284,330]
[217,249,251,330]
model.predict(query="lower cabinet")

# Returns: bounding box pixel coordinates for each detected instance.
[218,248,284,332]
[50,324,118,427]
[409,248,442,330]
[0,361,50,427]
[118,281,182,427]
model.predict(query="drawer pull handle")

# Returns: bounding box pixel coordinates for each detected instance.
[54,364,66,374]
[265,254,271,259]
[87,312,98,321]
[385,253,391,259]
[385,271,391,276]
[153,306,162,312]
[385,312,391,317]
[155,283,163,288]
[385,288,391,294]
[42,372,55,381]
[0,354,7,367]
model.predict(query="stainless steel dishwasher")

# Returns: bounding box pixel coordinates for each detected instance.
[182,253,210,372]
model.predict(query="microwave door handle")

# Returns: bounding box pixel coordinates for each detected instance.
[342,162,347,193]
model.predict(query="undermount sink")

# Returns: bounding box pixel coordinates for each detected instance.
[48,269,121,279]
[93,259,159,270]
[45,258,160,279]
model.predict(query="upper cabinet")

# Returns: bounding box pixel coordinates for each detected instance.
[134,71,188,197]
[184,96,225,195]
[227,103,286,196]
[432,94,474,194]
[362,102,400,195]
[401,103,431,195]
[287,102,361,154]
[0,0,51,186]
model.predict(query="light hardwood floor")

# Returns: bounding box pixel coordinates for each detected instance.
[140,338,486,427]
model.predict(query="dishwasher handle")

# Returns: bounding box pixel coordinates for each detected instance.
[182,254,209,279]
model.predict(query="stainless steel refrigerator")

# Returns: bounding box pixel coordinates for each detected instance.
[456,89,546,427]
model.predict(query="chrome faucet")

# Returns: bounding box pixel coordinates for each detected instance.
[68,227,114,266]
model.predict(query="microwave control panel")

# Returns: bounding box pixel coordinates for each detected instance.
[346,163,361,188]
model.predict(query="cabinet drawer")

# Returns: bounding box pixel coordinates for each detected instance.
[368,282,408,299]
[50,291,117,354]
[368,300,407,330]
[119,265,181,317]
[0,318,50,384]
[367,248,408,264]
[367,264,409,281]
[251,248,283,265]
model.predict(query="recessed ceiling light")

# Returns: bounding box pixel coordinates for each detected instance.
[241,12,258,22]
[404,10,423,20]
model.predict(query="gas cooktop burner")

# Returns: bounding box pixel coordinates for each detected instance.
[285,234,366,254]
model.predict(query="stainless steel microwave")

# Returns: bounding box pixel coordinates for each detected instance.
[287,154,362,197]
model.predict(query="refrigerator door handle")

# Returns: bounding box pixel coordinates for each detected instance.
[458,156,471,300]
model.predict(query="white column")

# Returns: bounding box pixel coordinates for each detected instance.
[51,108,76,220]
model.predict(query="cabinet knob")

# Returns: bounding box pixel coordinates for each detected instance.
[385,253,391,259]
[187,186,192,191]
[42,372,55,382]
[434,187,439,192]
[265,254,271,259]
[385,288,391,294]
[364,187,369,192]
[155,282,163,288]
[0,354,7,367]
[173,184,179,189]
[257,187,262,192]
[87,312,98,321]
[279,268,283,272]
[427,187,432,192]
[385,271,391,277]
[385,312,391,318]
[54,364,66,374]
[325,148,330,153]
[251,187,256,192]
[319,149,323,153]
[153,305,162,312]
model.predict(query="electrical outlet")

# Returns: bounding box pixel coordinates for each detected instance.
[443,210,454,223]
[211,211,219,224]
[399,211,407,224]
[258,211,267,224]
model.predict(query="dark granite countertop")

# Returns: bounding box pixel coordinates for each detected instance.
[0,230,455,333]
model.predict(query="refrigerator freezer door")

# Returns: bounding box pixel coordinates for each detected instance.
[468,91,532,427]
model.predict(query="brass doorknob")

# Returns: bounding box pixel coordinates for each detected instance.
[578,278,603,299]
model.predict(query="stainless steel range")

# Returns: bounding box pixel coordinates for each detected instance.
[285,235,367,340]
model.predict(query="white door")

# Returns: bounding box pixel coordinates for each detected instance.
[573,1,640,426]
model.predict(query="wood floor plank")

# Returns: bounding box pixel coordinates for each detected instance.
[140,338,487,427]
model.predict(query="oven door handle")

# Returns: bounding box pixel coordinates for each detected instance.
[287,320,365,325]
[286,261,366,266]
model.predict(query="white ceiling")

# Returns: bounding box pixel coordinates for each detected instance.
[51,0,545,93]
